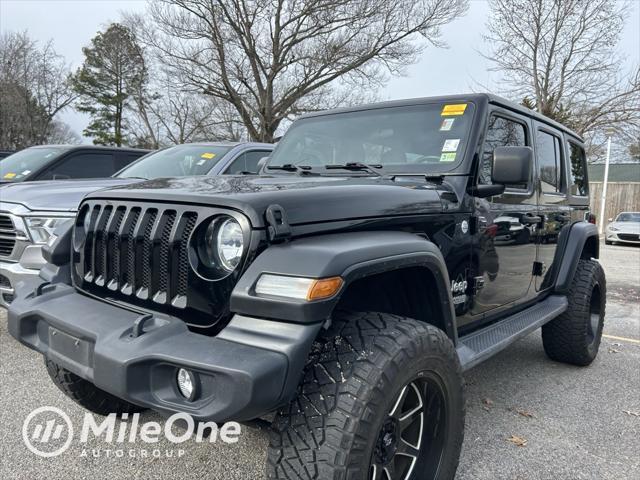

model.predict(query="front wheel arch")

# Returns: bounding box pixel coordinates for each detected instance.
[333,265,456,342]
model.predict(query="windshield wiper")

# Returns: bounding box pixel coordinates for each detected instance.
[266,164,315,175]
[325,162,382,176]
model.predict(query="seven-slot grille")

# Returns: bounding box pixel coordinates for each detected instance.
[75,202,198,309]
[0,214,16,257]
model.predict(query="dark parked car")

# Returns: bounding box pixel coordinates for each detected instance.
[0,142,273,307]
[0,145,149,184]
[0,150,15,159]
[8,94,603,479]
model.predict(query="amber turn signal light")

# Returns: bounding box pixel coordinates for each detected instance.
[307,277,344,301]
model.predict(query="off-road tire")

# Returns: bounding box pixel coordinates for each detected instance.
[542,259,606,366]
[605,239,612,245]
[267,311,465,480]
[46,359,145,415]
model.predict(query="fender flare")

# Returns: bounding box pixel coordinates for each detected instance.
[230,231,457,340]
[553,221,599,293]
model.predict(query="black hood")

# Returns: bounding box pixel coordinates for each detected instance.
[85,175,454,228]
[0,178,140,211]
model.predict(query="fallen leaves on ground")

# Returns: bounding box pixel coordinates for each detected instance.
[482,398,494,411]
[608,347,621,353]
[622,410,640,417]
[508,435,528,447]
[516,409,535,419]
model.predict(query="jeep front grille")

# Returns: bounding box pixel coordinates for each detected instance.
[72,200,243,331]
[0,214,16,257]
[77,203,197,307]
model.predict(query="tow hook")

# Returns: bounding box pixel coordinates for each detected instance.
[130,313,154,338]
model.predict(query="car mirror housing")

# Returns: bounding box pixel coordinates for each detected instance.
[491,146,533,186]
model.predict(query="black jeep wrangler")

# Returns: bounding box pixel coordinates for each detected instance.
[8,94,604,479]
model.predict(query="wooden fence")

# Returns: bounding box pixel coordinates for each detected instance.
[589,182,640,226]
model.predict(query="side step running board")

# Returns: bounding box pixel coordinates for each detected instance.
[457,295,568,371]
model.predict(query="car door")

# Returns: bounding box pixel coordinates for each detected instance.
[223,150,272,175]
[533,123,572,291]
[469,110,538,317]
[37,151,117,180]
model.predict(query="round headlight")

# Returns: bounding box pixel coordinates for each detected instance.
[203,216,244,272]
[83,210,92,233]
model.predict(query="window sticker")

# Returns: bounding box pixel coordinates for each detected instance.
[442,139,460,152]
[441,104,467,116]
[440,118,455,131]
[21,170,31,176]
[440,152,457,162]
[196,159,207,166]
[3,172,16,179]
[201,152,216,159]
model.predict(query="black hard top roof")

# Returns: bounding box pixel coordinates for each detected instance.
[299,93,584,142]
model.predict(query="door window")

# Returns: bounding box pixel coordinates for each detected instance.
[480,115,527,185]
[567,142,588,197]
[116,152,145,171]
[536,131,563,193]
[40,153,116,179]
[225,151,271,174]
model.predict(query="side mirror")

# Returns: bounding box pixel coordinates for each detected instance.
[491,146,533,186]
[257,156,270,174]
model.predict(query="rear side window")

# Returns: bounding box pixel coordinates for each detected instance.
[225,150,271,174]
[536,130,563,193]
[567,142,588,197]
[480,115,527,184]
[39,153,116,180]
[116,152,145,170]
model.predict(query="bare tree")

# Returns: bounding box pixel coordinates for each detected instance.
[127,0,468,143]
[0,31,76,149]
[47,120,81,144]
[484,0,640,150]
[128,73,247,147]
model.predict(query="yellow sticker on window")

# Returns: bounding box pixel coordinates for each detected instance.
[441,104,467,116]
[440,152,457,162]
[3,172,16,179]
[201,153,216,159]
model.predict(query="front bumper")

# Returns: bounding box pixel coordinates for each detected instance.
[0,259,42,308]
[8,283,321,422]
[606,231,640,244]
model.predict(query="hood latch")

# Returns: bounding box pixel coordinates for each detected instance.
[265,204,291,242]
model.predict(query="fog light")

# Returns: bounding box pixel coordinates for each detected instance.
[177,368,197,401]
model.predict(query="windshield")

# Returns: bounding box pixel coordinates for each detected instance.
[267,102,475,174]
[117,144,232,179]
[615,212,640,222]
[0,146,70,182]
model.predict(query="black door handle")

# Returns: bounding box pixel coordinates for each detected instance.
[521,215,542,224]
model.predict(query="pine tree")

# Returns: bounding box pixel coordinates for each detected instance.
[72,23,146,146]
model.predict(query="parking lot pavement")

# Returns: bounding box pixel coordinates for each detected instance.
[1,244,638,480]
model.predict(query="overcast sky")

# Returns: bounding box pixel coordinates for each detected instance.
[1,0,638,144]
